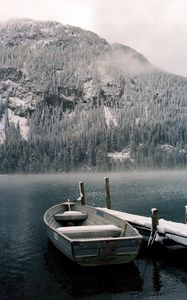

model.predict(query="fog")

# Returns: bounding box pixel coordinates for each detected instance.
[0,0,187,76]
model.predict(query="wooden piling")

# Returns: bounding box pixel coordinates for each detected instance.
[79,182,86,205]
[105,177,111,209]
[151,208,159,232]
[147,208,159,247]
[185,206,187,224]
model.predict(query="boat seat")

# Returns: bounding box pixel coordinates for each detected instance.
[54,211,88,221]
[56,224,122,239]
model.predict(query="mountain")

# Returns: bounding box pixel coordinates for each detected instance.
[0,19,187,173]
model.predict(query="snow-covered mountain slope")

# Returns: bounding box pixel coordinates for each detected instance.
[0,19,187,172]
[0,19,153,140]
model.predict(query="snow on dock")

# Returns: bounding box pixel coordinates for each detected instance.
[100,208,152,228]
[157,219,187,246]
[98,208,187,247]
[78,178,187,248]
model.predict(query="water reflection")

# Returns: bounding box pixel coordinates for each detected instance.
[136,245,187,297]
[44,242,143,298]
[44,241,187,299]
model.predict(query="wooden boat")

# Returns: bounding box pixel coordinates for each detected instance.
[43,200,142,266]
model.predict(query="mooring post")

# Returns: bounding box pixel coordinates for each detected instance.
[79,182,86,205]
[185,206,187,224]
[151,208,159,232]
[105,177,111,209]
[147,208,159,247]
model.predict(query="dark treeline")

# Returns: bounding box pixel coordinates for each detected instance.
[0,95,187,173]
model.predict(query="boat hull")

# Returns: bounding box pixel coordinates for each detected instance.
[47,227,141,266]
[44,203,142,266]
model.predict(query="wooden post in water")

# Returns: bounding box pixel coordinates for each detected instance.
[148,208,159,247]
[105,177,111,209]
[151,208,159,232]
[185,206,187,224]
[79,182,86,205]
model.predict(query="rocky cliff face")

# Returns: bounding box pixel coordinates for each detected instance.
[0,18,154,141]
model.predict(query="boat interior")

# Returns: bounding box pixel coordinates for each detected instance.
[46,201,140,241]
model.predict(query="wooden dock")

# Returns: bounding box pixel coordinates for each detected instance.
[98,208,187,247]
[80,178,187,248]
[102,177,187,247]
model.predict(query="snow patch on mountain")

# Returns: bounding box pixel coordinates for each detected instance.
[161,144,175,151]
[83,79,95,101]
[104,106,117,127]
[8,109,29,140]
[0,115,6,144]
[145,105,148,120]
[9,96,35,112]
[108,149,133,162]
[9,96,26,108]
[30,39,53,50]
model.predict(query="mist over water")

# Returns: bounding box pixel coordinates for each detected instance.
[1,170,187,299]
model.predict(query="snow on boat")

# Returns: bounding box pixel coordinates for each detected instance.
[43,200,142,266]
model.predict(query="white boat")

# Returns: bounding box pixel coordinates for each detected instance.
[43,201,142,266]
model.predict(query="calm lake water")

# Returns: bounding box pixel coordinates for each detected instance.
[1,171,187,300]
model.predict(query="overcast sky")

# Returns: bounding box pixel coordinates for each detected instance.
[0,0,187,77]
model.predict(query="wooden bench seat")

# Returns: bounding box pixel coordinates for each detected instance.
[56,224,122,239]
[54,211,88,221]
